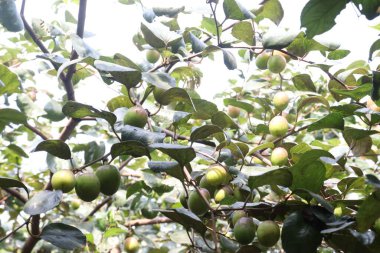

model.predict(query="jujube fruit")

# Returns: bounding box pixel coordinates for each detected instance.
[267,55,286,73]
[255,52,270,70]
[75,173,100,202]
[205,165,228,186]
[233,217,256,245]
[227,105,241,118]
[257,220,280,247]
[214,185,233,203]
[146,49,160,64]
[95,165,121,196]
[123,105,148,128]
[199,176,217,195]
[233,186,251,202]
[269,116,288,137]
[124,237,140,253]
[51,170,76,193]
[188,188,210,216]
[231,210,247,227]
[270,147,288,166]
[273,92,289,111]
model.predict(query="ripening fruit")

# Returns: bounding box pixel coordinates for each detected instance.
[231,210,247,227]
[233,217,257,245]
[75,173,100,202]
[146,49,160,64]
[51,170,76,193]
[273,92,289,111]
[188,188,210,216]
[269,116,288,137]
[367,97,380,112]
[267,55,286,73]
[270,147,288,166]
[95,165,121,196]
[199,176,217,195]
[205,165,228,186]
[252,156,265,165]
[227,105,241,118]
[123,105,148,128]
[255,52,270,70]
[273,50,291,62]
[124,237,140,253]
[214,185,233,203]
[257,220,281,247]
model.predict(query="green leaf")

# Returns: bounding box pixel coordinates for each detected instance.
[148,161,184,181]
[142,72,176,90]
[297,96,330,112]
[0,177,29,196]
[300,0,347,38]
[231,21,255,45]
[263,28,299,50]
[223,98,254,112]
[190,125,224,143]
[40,223,86,250]
[24,190,62,215]
[211,111,239,129]
[307,112,345,132]
[369,39,380,60]
[343,127,378,140]
[153,6,185,17]
[223,0,255,20]
[248,168,292,188]
[7,144,29,158]
[327,49,350,60]
[141,22,182,48]
[201,17,221,36]
[149,143,195,166]
[160,208,207,235]
[157,87,193,106]
[281,210,323,253]
[111,141,151,159]
[62,101,116,126]
[173,111,192,127]
[292,74,316,92]
[94,60,142,88]
[118,0,135,5]
[43,100,65,122]
[293,189,334,213]
[352,0,380,20]
[254,0,284,25]
[107,95,134,112]
[191,99,219,120]
[186,32,207,53]
[70,34,99,59]
[331,83,372,101]
[286,33,331,57]
[121,125,165,146]
[222,49,237,70]
[103,227,127,239]
[247,142,274,155]
[356,194,380,232]
[33,140,71,160]
[0,64,21,96]
[372,70,380,101]
[0,108,27,124]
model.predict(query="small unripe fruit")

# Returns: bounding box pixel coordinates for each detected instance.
[233,187,251,202]
[267,55,286,73]
[153,86,166,103]
[255,52,270,70]
[123,106,148,128]
[205,165,228,186]
[70,199,81,210]
[141,207,158,219]
[257,220,281,247]
[214,185,233,203]
[95,165,121,196]
[269,116,288,137]
[51,170,76,193]
[270,147,288,166]
[233,217,256,245]
[188,188,210,216]
[146,49,160,64]
[273,50,291,62]
[227,105,241,118]
[75,173,100,202]
[231,210,247,227]
[124,237,140,253]
[373,218,380,234]
[273,92,289,111]
[199,176,217,194]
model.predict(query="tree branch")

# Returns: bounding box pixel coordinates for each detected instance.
[0,217,30,244]
[24,122,49,140]
[82,196,112,222]
[3,188,27,203]
[124,217,172,227]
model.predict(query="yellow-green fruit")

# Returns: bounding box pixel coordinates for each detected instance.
[267,55,286,73]
[269,116,288,137]
[153,87,166,103]
[273,92,289,111]
[199,176,217,194]
[75,173,100,202]
[51,170,76,193]
[227,105,241,118]
[257,220,280,247]
[214,186,233,203]
[334,206,343,217]
[233,217,257,245]
[231,210,247,227]
[255,52,270,70]
[234,187,251,202]
[141,207,158,219]
[273,50,291,62]
[124,237,140,253]
[205,165,228,186]
[252,157,265,165]
[270,147,288,166]
[373,218,380,234]
[70,199,81,210]
[123,106,148,128]
[146,49,160,64]
[95,165,121,196]
[188,188,210,216]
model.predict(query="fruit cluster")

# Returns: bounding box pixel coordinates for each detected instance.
[51,165,121,202]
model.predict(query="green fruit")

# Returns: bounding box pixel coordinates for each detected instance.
[231,210,247,227]
[96,218,107,231]
[273,50,291,62]
[141,207,158,219]
[180,191,188,208]
[214,185,233,203]
[270,147,288,166]
[233,217,256,245]
[257,220,281,247]
[70,199,81,210]
[267,55,286,73]
[146,49,160,64]
[273,92,289,111]
[95,165,121,196]
[51,170,76,193]
[269,116,288,137]
[75,173,100,202]
[252,157,265,165]
[373,218,380,234]
[233,187,251,202]
[188,188,210,216]
[0,0,24,32]
[153,86,166,103]
[199,176,217,195]
[255,52,270,70]
[123,105,148,128]
[124,237,140,253]
[334,206,343,217]
[205,165,228,186]
[227,105,240,118]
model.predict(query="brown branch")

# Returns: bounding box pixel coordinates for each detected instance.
[0,217,30,244]
[24,123,49,140]
[82,196,112,222]
[3,188,27,203]
[125,217,172,227]
[58,118,80,141]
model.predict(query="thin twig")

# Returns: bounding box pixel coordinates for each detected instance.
[24,123,49,140]
[82,196,112,222]
[0,217,31,243]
